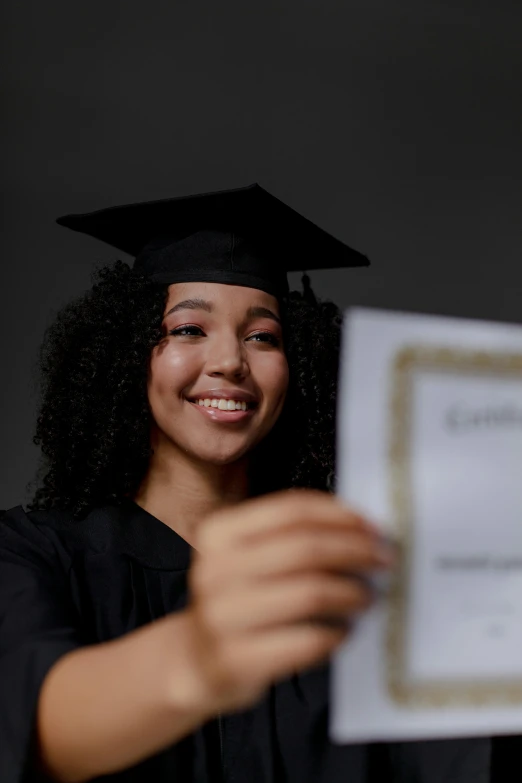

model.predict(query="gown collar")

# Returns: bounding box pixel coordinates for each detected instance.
[111,498,193,571]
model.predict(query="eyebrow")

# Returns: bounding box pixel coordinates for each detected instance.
[164,298,281,325]
[165,298,213,317]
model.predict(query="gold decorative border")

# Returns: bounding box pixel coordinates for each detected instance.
[387,345,522,708]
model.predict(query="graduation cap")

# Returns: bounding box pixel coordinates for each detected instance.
[56,183,370,300]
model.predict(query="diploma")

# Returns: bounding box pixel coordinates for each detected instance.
[331,307,522,742]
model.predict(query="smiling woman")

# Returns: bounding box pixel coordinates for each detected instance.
[135,280,291,541]
[26,263,342,521]
[0,185,400,783]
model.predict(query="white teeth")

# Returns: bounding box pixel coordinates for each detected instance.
[192,397,252,411]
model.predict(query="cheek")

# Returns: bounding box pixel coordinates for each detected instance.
[148,346,200,401]
[256,353,289,400]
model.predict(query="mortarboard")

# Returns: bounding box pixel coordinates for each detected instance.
[56,183,370,299]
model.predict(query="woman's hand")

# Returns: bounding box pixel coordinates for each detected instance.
[182,489,393,715]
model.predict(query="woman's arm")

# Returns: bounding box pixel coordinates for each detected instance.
[35,611,210,783]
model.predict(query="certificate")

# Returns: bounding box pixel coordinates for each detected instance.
[331,307,522,742]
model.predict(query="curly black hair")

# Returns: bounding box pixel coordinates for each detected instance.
[27,261,342,519]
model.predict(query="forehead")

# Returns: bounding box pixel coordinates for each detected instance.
[164,281,281,315]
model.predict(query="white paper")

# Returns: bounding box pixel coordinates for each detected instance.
[331,307,522,742]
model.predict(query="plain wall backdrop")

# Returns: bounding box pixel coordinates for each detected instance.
[1,0,521,508]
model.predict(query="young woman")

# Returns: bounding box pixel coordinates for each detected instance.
[0,185,490,782]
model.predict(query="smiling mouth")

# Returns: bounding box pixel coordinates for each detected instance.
[186,397,258,411]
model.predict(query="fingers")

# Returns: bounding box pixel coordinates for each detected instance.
[186,490,393,714]
[193,530,392,595]
[197,489,379,553]
[194,574,373,634]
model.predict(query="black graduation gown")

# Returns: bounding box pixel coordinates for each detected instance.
[0,501,494,783]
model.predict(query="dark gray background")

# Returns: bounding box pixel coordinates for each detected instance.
[2,0,521,509]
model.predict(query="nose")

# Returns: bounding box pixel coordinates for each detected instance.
[205,332,250,380]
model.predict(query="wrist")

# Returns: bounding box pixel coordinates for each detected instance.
[159,610,219,723]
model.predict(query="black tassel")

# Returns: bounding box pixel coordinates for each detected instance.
[301,272,317,306]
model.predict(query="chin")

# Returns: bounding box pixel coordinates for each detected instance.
[181,441,253,466]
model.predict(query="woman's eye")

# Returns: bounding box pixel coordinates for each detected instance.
[167,327,280,346]
[168,326,204,337]
[248,331,280,347]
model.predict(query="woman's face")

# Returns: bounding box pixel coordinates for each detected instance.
[148,281,289,466]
